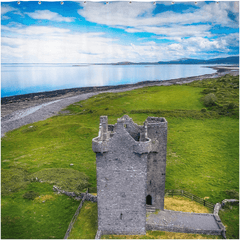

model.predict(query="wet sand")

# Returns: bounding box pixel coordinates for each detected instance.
[1,66,239,137]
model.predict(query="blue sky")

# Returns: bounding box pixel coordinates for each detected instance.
[1,1,239,63]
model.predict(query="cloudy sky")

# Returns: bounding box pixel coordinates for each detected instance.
[1,1,239,63]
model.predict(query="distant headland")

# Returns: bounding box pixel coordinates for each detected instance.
[73,56,239,66]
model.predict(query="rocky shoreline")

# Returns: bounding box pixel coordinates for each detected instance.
[1,66,238,118]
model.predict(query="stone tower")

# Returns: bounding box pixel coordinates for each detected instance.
[145,117,168,210]
[92,115,167,235]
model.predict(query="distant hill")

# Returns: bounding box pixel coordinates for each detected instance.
[111,56,239,65]
[157,56,239,64]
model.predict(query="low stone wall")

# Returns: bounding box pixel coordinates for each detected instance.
[53,186,97,239]
[64,191,87,239]
[213,198,239,239]
[52,185,97,202]
[221,199,239,207]
[95,230,102,239]
[86,193,97,202]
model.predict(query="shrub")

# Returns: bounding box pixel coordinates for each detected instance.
[203,93,217,107]
[225,190,239,199]
[227,102,236,110]
[201,108,207,112]
[23,191,39,200]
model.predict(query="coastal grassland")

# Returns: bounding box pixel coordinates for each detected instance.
[1,75,239,239]
[219,204,239,239]
[68,201,98,239]
[1,182,80,239]
[187,74,239,117]
[66,84,205,116]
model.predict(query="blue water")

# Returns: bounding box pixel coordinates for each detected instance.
[1,63,216,97]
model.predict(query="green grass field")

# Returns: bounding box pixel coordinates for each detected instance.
[1,74,239,239]
[68,201,98,239]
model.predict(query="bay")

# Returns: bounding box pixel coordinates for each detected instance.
[1,63,216,97]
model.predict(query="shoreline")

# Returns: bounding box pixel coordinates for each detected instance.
[1,67,239,137]
[1,66,239,117]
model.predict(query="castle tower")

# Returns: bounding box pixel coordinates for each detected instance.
[92,115,167,235]
[145,117,168,210]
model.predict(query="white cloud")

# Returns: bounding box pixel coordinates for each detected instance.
[26,10,75,22]
[1,15,10,20]
[126,24,212,38]
[1,4,23,17]
[1,25,176,63]
[1,5,17,15]
[218,32,239,48]
[2,25,71,35]
[2,23,237,63]
[78,1,239,35]
[184,37,222,50]
[1,25,131,63]
[78,2,155,28]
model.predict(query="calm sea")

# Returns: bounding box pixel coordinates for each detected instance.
[1,63,216,97]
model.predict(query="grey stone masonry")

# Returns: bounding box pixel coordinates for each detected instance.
[92,115,167,235]
[146,117,168,210]
[146,210,222,235]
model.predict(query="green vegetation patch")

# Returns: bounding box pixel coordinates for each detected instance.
[66,85,205,117]
[187,74,239,117]
[219,204,239,239]
[164,117,239,204]
[130,109,220,120]
[2,119,98,189]
[1,168,29,196]
[30,168,89,193]
[23,190,39,200]
[68,201,98,239]
[1,182,80,239]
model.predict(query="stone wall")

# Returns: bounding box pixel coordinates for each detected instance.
[64,191,87,239]
[95,230,102,239]
[213,198,239,239]
[53,185,97,202]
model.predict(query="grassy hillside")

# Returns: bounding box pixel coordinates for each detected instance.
[1,74,239,239]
